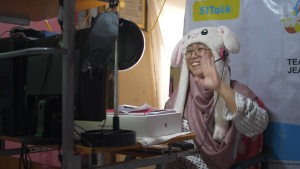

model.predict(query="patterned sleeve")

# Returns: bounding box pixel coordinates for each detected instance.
[222,91,269,138]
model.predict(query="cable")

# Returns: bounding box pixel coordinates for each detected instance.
[74,124,86,131]
[94,119,106,149]
[19,143,23,169]
[74,120,106,168]
[40,55,52,98]
[27,149,32,169]
[58,139,62,167]
[44,20,52,31]
[20,108,37,134]
[74,129,94,149]
[23,54,52,136]
[1,124,26,135]
[0,31,11,38]
[145,0,166,37]
[82,8,93,29]
[0,31,27,48]
[197,56,227,149]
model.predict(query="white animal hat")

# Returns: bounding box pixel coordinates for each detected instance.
[171,26,240,142]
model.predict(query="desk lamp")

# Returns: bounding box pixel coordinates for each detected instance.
[81,1,145,147]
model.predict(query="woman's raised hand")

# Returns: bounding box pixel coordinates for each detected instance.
[194,54,222,91]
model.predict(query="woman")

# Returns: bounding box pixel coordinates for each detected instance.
[165,26,268,169]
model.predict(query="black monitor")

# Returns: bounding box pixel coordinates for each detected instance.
[24,30,108,139]
[0,17,144,147]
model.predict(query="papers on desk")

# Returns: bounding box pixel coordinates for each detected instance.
[106,103,176,116]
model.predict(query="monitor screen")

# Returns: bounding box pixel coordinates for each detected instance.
[25,48,108,122]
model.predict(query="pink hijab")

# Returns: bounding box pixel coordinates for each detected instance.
[166,73,257,169]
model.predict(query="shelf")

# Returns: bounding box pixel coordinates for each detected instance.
[0,133,197,154]
[0,47,67,59]
[1,0,108,23]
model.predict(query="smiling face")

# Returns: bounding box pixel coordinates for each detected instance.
[186,43,213,77]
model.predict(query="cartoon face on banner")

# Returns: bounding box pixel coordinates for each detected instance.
[280,0,300,34]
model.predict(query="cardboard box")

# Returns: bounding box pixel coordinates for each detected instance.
[74,113,182,139]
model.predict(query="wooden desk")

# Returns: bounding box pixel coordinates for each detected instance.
[0,133,196,154]
[0,133,197,169]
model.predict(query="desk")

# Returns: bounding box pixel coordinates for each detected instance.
[0,133,197,169]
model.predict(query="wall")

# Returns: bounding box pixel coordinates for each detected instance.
[118,29,156,107]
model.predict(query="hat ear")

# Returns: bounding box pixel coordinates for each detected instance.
[218,26,240,54]
[171,35,188,67]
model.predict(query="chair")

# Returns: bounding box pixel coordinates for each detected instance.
[230,145,272,169]
[230,98,272,169]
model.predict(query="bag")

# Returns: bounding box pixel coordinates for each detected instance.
[81,11,119,78]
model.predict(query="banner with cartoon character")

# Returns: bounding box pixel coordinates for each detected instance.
[184,0,300,168]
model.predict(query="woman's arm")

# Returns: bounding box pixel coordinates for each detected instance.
[215,81,237,114]
[195,54,237,113]
[223,92,269,137]
[195,54,268,137]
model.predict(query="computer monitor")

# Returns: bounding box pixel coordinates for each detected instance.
[2,17,144,146]
[25,32,108,139]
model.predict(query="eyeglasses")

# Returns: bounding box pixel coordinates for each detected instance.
[181,45,211,60]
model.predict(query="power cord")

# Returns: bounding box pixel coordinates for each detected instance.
[197,55,227,149]
[1,124,26,135]
[145,0,166,37]
[74,124,86,131]
[72,120,106,168]
[19,142,32,169]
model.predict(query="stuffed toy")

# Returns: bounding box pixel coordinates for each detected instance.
[171,25,240,142]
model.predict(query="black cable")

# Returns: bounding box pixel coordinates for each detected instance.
[94,119,106,149]
[73,129,93,149]
[0,31,11,38]
[58,139,62,167]
[74,124,86,131]
[40,55,52,99]
[0,31,27,48]
[25,144,28,169]
[73,119,106,168]
[27,148,32,169]
[20,52,52,136]
[20,108,37,134]
[23,54,52,136]
[91,120,107,168]
[1,124,26,135]
[21,143,27,169]
[19,144,22,169]
[27,118,37,136]
[197,55,227,149]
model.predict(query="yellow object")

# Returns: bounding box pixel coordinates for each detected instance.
[292,9,296,16]
[120,1,125,8]
[294,22,300,32]
[193,0,240,22]
[145,0,166,37]
[82,8,93,29]
[44,20,52,31]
